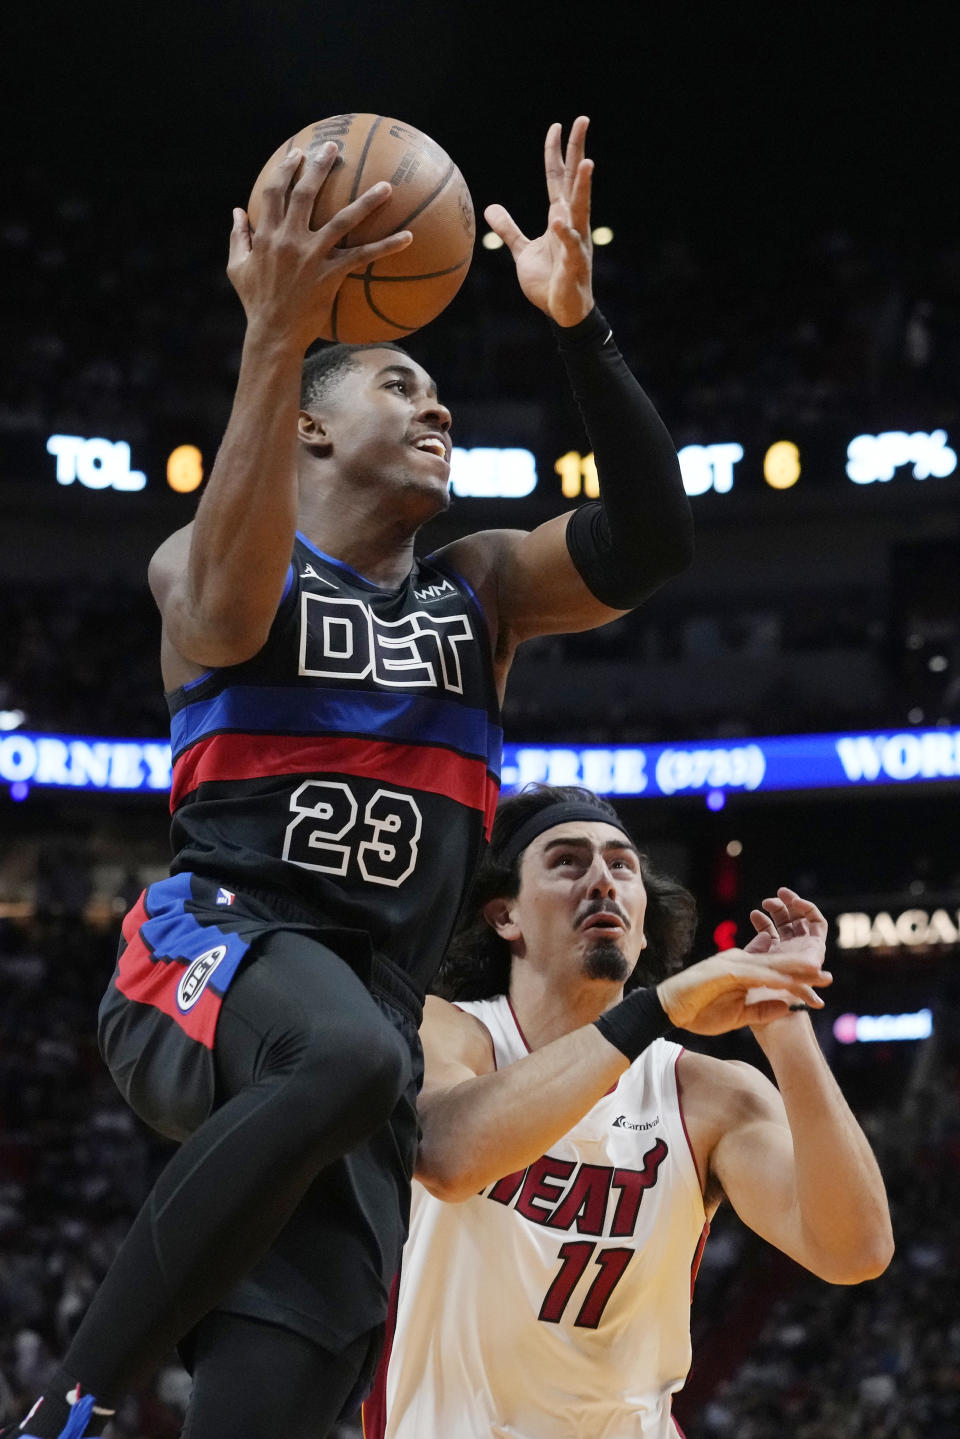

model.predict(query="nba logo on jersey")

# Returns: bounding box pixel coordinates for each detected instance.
[216,887,235,906]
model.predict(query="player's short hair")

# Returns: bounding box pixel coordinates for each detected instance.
[300,341,410,411]
[434,785,698,1001]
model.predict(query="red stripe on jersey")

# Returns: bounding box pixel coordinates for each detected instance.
[690,1219,710,1301]
[116,920,221,1049]
[507,996,624,1097]
[674,1048,706,1195]
[506,996,533,1053]
[121,889,150,946]
[362,1267,400,1439]
[171,732,499,837]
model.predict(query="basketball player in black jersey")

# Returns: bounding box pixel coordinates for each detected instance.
[8,121,696,1439]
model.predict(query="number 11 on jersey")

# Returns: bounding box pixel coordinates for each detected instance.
[538,1242,634,1329]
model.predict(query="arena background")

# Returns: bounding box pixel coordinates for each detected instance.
[2,4,958,1434]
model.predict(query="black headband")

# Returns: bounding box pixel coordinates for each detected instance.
[497,802,632,869]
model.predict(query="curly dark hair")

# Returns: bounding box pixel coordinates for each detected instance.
[434,785,698,1001]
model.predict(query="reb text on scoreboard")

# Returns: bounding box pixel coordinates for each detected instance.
[42,427,958,500]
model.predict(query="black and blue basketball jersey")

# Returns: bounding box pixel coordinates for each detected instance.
[166,533,502,993]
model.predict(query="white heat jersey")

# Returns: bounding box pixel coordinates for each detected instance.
[378,995,708,1439]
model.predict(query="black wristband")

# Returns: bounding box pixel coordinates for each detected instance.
[594,987,671,1062]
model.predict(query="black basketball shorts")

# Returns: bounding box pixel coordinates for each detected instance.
[98,871,424,1350]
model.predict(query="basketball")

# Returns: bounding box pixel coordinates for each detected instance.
[247,113,475,343]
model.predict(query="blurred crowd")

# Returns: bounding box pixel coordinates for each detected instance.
[690,1062,960,1438]
[0,582,165,739]
[0,912,181,1436]
[3,573,958,742]
[2,168,960,460]
[0,910,359,1437]
[2,116,960,1439]
[0,903,956,1437]
[3,169,960,744]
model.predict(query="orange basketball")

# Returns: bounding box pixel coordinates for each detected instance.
[247,113,475,343]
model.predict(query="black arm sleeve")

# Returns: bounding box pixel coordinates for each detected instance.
[556,306,694,610]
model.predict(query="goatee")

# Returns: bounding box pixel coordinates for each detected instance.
[583,940,631,984]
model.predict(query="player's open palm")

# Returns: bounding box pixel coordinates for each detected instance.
[745,886,829,957]
[485,117,594,328]
[657,927,832,1035]
[227,144,412,348]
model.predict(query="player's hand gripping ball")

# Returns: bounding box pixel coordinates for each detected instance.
[247,113,475,342]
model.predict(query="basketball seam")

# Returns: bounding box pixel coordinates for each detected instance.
[392,159,457,230]
[346,257,471,283]
[358,269,419,332]
[331,126,469,338]
[349,115,384,202]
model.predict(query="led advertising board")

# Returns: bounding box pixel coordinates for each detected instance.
[2,727,958,800]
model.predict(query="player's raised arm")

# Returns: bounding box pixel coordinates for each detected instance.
[416,937,832,1203]
[150,144,413,680]
[682,890,894,1284]
[442,118,693,659]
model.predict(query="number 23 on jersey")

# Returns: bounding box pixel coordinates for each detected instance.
[283,779,422,887]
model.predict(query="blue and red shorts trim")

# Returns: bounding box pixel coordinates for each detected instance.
[99,874,256,1141]
[115,872,251,1049]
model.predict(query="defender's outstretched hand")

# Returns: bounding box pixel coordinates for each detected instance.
[656,927,832,1036]
[746,887,829,952]
[484,117,595,327]
[227,143,413,350]
[741,887,829,1011]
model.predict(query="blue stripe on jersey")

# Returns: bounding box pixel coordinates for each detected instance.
[182,669,215,692]
[170,684,503,773]
[295,531,387,591]
[142,874,248,995]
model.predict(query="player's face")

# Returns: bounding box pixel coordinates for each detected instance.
[505,822,649,990]
[310,349,453,509]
